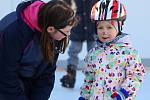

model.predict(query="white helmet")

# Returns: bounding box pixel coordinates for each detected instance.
[91,0,126,21]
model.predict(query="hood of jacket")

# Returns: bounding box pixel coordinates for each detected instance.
[16,0,45,32]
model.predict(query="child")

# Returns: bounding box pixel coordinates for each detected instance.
[78,0,145,100]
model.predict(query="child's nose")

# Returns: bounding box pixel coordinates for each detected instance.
[103,29,108,34]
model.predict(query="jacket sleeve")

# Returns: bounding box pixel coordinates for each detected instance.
[30,55,58,100]
[80,54,95,100]
[120,49,145,98]
[0,31,28,100]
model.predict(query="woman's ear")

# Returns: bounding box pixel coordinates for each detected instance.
[47,26,55,33]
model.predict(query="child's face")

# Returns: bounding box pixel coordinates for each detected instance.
[97,20,118,43]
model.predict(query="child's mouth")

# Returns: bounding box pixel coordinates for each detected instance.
[102,37,109,40]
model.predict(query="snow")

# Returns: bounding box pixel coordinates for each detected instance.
[49,70,150,100]
[50,70,84,100]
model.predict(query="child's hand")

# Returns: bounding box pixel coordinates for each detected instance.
[111,88,129,100]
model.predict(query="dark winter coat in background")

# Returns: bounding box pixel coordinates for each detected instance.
[70,0,98,41]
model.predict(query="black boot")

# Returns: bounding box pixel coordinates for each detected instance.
[60,65,76,88]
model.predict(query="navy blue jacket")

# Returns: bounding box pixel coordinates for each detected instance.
[70,0,97,41]
[0,1,59,100]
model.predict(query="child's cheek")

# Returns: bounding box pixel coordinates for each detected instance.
[97,31,103,35]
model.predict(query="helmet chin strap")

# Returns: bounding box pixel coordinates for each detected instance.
[117,20,123,35]
[95,21,98,35]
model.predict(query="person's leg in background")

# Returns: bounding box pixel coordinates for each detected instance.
[60,41,83,88]
[67,41,83,68]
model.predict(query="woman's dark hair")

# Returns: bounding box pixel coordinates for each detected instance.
[38,0,77,62]
[63,0,72,6]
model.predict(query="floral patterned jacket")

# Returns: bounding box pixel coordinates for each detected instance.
[80,34,145,100]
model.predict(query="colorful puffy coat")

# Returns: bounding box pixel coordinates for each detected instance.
[80,33,145,100]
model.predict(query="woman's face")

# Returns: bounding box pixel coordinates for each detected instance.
[48,25,72,41]
[97,20,118,43]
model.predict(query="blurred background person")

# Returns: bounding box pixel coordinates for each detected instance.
[60,0,97,88]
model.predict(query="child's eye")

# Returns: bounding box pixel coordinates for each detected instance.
[97,27,103,29]
[107,26,113,29]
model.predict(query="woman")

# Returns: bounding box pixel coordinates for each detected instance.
[0,0,77,100]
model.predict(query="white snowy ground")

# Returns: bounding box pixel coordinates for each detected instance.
[49,68,150,100]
